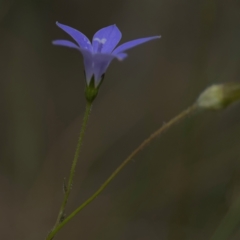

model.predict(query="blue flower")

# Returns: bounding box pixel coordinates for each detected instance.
[53,22,160,89]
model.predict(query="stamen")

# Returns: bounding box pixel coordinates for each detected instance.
[93,38,107,52]
[94,38,107,44]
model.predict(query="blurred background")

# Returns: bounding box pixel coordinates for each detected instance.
[0,0,240,239]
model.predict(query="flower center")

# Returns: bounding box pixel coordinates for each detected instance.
[93,38,107,53]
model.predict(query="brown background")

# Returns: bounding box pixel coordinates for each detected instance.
[0,0,240,239]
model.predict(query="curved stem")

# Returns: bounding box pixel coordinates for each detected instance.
[46,103,197,240]
[47,101,92,239]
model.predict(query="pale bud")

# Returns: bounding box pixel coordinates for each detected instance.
[197,83,240,110]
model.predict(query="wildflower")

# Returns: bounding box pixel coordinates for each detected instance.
[53,22,160,102]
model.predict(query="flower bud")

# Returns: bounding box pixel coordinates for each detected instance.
[197,83,240,110]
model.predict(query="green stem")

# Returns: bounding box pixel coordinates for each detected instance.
[46,101,92,239]
[45,104,197,240]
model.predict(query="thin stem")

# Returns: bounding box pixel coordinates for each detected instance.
[48,101,92,238]
[45,103,198,240]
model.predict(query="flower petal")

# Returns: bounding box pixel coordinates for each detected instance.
[80,49,94,85]
[87,53,122,87]
[113,36,161,54]
[91,53,117,86]
[56,22,92,51]
[114,52,128,60]
[52,40,80,50]
[83,52,127,86]
[92,25,122,53]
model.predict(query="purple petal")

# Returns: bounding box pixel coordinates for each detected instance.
[92,25,122,54]
[56,22,92,51]
[91,53,117,86]
[113,36,161,54]
[80,49,94,85]
[115,52,128,60]
[52,40,80,50]
[82,52,127,86]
